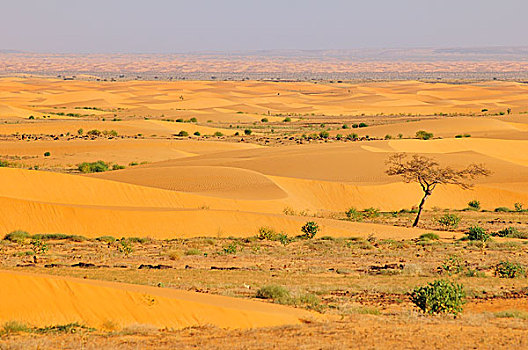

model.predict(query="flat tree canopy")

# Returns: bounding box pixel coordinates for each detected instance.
[386,154,490,227]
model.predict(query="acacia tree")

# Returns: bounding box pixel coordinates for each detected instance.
[386,154,490,227]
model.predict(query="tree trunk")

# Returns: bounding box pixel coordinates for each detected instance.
[412,191,430,227]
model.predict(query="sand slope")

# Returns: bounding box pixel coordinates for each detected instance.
[0,270,316,330]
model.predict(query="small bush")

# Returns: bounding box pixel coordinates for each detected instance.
[222,242,238,255]
[86,129,101,136]
[514,202,524,212]
[440,255,464,275]
[257,226,276,240]
[467,200,481,210]
[30,238,48,255]
[213,131,224,137]
[358,122,368,128]
[362,207,380,218]
[184,248,202,256]
[495,227,518,237]
[244,129,252,135]
[194,131,201,136]
[419,233,440,241]
[2,321,30,335]
[495,261,526,278]
[189,117,197,122]
[494,206,511,212]
[283,117,291,122]
[77,128,84,135]
[319,131,329,139]
[261,118,268,122]
[177,130,189,137]
[44,151,51,157]
[112,164,125,170]
[345,207,363,221]
[4,230,30,243]
[96,236,116,243]
[415,130,433,140]
[466,226,490,242]
[410,279,465,316]
[301,221,319,239]
[78,160,109,173]
[437,213,461,230]
[256,285,291,304]
[117,239,133,256]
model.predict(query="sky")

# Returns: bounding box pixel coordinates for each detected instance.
[1,0,527,53]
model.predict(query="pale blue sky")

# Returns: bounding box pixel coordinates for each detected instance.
[1,0,527,53]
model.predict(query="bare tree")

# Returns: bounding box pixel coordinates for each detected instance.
[386,154,490,227]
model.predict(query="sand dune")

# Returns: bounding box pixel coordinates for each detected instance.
[0,270,317,330]
[2,78,528,122]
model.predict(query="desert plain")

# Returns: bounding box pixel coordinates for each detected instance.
[0,77,527,349]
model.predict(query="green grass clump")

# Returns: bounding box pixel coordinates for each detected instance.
[419,233,440,241]
[184,248,202,256]
[4,230,30,243]
[436,213,461,230]
[494,207,511,212]
[494,310,528,320]
[1,321,30,335]
[96,235,116,243]
[256,285,291,304]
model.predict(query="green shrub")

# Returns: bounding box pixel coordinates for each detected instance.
[189,117,197,122]
[1,321,30,335]
[437,213,461,230]
[261,118,268,122]
[213,131,224,137]
[410,279,465,316]
[276,233,290,245]
[30,238,48,255]
[362,207,380,218]
[466,226,490,242]
[177,130,189,137]
[86,129,101,136]
[319,131,329,139]
[4,230,30,243]
[222,242,238,255]
[244,129,252,135]
[358,122,368,128]
[257,226,276,240]
[44,151,51,157]
[77,128,84,135]
[301,221,319,239]
[283,117,291,122]
[96,236,116,243]
[342,124,349,129]
[78,160,109,173]
[495,227,518,237]
[112,164,125,170]
[117,238,133,256]
[495,261,526,278]
[467,200,481,210]
[346,133,358,140]
[415,130,433,140]
[193,131,201,136]
[494,207,511,212]
[440,255,464,275]
[514,202,524,212]
[345,207,363,221]
[256,285,291,304]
